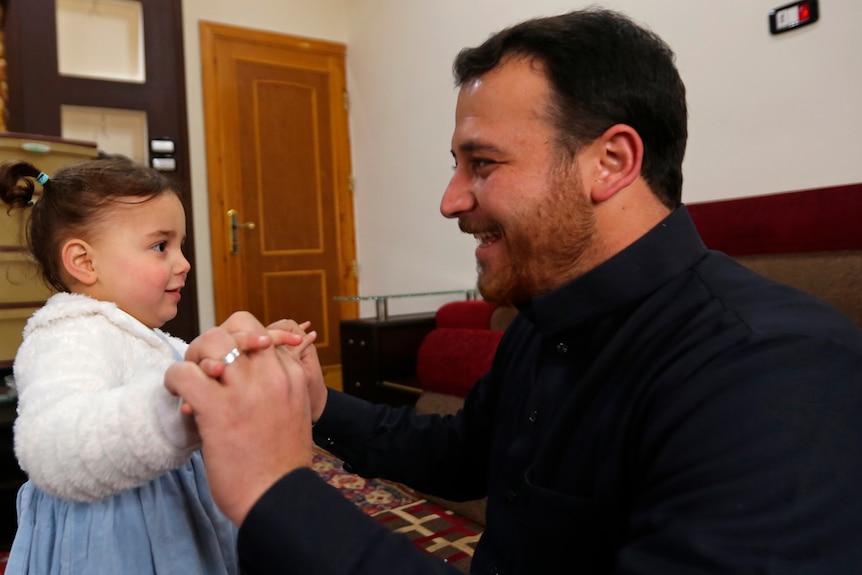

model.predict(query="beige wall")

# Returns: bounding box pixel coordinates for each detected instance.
[183,0,862,324]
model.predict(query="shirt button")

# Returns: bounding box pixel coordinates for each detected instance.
[556,342,568,354]
[506,489,518,503]
[528,410,539,423]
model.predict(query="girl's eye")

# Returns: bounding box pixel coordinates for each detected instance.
[153,242,167,253]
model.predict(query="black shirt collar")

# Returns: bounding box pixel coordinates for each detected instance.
[519,206,708,335]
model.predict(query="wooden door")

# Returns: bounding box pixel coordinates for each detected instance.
[200,22,358,382]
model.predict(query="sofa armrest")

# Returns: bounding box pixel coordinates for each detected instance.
[416,328,503,398]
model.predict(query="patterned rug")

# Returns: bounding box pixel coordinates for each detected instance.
[312,446,418,515]
[373,499,482,572]
[313,446,483,573]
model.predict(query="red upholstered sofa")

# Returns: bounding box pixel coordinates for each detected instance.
[416,301,503,397]
[688,183,862,328]
[413,300,516,416]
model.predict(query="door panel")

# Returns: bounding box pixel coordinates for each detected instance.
[237,61,339,352]
[201,22,357,371]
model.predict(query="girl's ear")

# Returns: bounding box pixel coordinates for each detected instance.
[589,124,644,203]
[61,239,97,286]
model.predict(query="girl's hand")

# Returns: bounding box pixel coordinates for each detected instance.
[267,319,328,424]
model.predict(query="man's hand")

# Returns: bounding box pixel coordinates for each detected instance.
[165,311,314,525]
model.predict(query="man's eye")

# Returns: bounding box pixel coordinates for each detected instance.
[451,157,496,173]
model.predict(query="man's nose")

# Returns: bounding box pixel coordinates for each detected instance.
[440,169,475,218]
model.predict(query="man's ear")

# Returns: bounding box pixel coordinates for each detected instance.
[589,124,644,203]
[61,239,97,286]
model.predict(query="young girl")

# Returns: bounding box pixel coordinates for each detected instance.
[0,157,238,574]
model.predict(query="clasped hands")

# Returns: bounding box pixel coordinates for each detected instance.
[164,311,327,526]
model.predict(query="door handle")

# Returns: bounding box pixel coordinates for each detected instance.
[227,209,256,255]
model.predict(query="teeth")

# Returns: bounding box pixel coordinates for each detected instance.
[474,232,498,246]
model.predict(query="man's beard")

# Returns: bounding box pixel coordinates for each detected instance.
[474,166,596,306]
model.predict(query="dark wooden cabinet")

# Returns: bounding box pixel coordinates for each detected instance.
[0,398,23,551]
[340,313,436,407]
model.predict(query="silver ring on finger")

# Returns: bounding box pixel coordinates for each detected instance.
[221,347,242,365]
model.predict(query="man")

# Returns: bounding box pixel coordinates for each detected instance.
[167,8,862,574]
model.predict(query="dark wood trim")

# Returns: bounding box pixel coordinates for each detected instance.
[4,0,61,135]
[144,0,198,339]
[0,301,45,310]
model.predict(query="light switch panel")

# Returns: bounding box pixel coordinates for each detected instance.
[770,0,819,34]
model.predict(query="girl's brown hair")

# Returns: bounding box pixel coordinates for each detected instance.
[0,156,181,292]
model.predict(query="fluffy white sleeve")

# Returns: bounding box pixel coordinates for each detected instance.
[13,314,198,502]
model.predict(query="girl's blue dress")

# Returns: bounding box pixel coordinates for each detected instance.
[6,451,238,575]
[7,332,237,575]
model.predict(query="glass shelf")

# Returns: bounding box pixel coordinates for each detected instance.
[335,289,479,320]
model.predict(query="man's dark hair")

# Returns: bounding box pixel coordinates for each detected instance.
[453,8,688,209]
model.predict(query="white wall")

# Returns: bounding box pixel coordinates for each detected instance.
[182,0,862,324]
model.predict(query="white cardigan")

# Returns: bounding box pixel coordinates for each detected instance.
[13,292,200,502]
